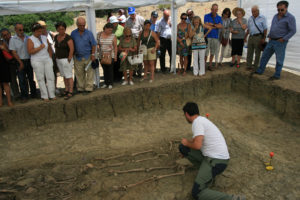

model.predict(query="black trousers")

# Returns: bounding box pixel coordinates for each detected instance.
[113,53,123,82]
[187,54,192,71]
[159,37,172,72]
[102,61,114,86]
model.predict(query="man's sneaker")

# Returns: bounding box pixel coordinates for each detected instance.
[108,85,113,89]
[121,81,128,86]
[231,194,246,200]
[129,81,134,85]
[101,84,107,88]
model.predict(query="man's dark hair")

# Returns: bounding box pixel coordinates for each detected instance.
[55,21,67,29]
[0,28,10,34]
[183,102,199,116]
[14,22,23,28]
[277,1,289,8]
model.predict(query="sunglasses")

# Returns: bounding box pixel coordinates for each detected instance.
[181,18,187,20]
[125,35,131,37]
[277,8,285,12]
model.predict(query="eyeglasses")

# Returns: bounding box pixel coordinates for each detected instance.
[181,18,187,20]
[125,35,131,37]
[277,8,285,12]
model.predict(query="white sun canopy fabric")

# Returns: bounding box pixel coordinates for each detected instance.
[239,0,300,71]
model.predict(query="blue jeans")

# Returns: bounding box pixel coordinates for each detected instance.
[18,59,37,98]
[256,40,288,78]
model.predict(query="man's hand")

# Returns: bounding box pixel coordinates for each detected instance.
[18,61,24,71]
[151,48,156,54]
[114,57,117,62]
[181,138,189,146]
[91,55,95,61]
[39,44,45,49]
[278,38,285,43]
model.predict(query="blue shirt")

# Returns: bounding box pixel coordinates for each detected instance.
[150,19,159,32]
[247,15,268,35]
[269,12,296,41]
[71,29,97,60]
[204,13,223,39]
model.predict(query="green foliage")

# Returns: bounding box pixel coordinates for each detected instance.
[95,9,114,18]
[0,11,79,35]
[158,4,171,10]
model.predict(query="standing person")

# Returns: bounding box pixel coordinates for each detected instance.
[0,44,13,107]
[125,7,145,78]
[118,27,137,86]
[157,9,172,73]
[244,6,267,71]
[109,16,124,82]
[9,23,37,101]
[97,23,117,89]
[1,28,20,99]
[218,8,232,67]
[177,13,191,76]
[230,8,247,68]
[186,9,194,71]
[204,4,223,71]
[180,102,245,200]
[27,23,55,101]
[54,22,74,100]
[118,9,127,27]
[150,11,160,71]
[71,17,97,94]
[189,16,212,76]
[255,1,296,80]
[137,20,160,82]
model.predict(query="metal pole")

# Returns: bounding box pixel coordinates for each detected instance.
[170,0,177,74]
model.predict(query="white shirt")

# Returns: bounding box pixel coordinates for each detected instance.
[118,15,127,23]
[157,17,172,39]
[29,35,50,61]
[192,116,230,160]
[9,35,30,59]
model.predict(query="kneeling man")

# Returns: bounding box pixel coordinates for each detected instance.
[180,102,244,200]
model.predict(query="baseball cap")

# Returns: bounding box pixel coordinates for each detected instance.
[109,16,119,24]
[151,11,158,18]
[37,20,46,26]
[128,7,136,15]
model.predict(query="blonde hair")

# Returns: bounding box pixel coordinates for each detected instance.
[192,16,202,26]
[123,27,132,36]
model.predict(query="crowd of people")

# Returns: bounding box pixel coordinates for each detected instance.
[0,1,296,107]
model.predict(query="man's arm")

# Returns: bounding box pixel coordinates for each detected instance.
[181,135,203,150]
[282,16,297,42]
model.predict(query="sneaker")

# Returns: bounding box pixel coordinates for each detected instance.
[121,81,128,86]
[101,84,107,88]
[55,88,60,95]
[108,85,113,89]
[129,81,134,85]
[231,194,246,200]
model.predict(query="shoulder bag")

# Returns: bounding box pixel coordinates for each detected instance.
[140,30,152,55]
[252,18,267,51]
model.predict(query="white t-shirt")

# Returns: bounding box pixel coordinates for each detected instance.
[118,15,127,23]
[29,35,50,61]
[192,116,230,160]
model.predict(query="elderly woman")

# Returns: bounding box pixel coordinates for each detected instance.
[137,20,160,83]
[0,45,13,107]
[54,21,74,100]
[27,23,55,101]
[218,8,232,66]
[97,23,118,89]
[189,16,212,76]
[230,7,247,68]
[118,27,137,86]
[177,13,191,76]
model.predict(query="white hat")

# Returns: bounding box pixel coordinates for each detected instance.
[109,16,119,24]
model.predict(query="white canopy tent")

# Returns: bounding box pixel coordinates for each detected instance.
[0,0,210,73]
[239,0,299,71]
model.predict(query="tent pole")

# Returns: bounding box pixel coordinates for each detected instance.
[171,0,177,74]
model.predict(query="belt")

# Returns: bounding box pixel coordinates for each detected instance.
[21,59,30,61]
[160,37,171,40]
[270,38,281,40]
[251,33,262,37]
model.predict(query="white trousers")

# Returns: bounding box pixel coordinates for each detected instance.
[31,58,55,99]
[193,49,206,76]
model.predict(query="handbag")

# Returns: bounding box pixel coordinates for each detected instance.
[186,38,192,46]
[140,30,152,55]
[221,36,229,46]
[128,53,143,65]
[223,39,232,58]
[100,53,112,65]
[252,18,267,51]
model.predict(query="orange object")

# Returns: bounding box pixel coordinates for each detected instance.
[205,113,210,118]
[270,152,274,158]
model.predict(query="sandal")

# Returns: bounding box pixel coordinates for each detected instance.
[64,92,73,100]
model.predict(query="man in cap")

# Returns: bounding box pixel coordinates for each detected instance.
[71,17,97,93]
[157,9,172,73]
[9,23,37,101]
[110,16,124,82]
[244,6,268,71]
[125,7,145,77]
[150,11,159,32]
[255,0,296,80]
[204,4,223,71]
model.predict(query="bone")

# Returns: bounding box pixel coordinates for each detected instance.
[146,165,176,172]
[108,168,146,174]
[0,189,17,193]
[131,150,154,157]
[96,162,124,169]
[95,154,124,161]
[135,157,158,163]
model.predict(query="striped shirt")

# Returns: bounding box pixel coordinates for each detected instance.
[97,32,115,58]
